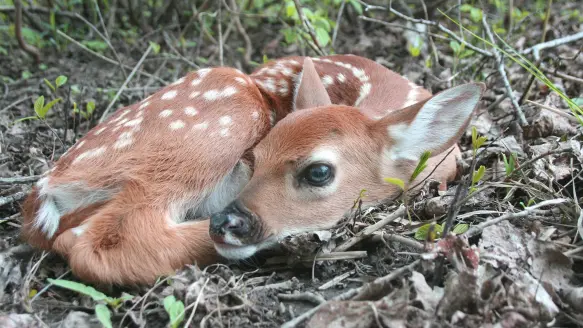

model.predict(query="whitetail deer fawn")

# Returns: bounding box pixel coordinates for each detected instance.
[21,54,484,285]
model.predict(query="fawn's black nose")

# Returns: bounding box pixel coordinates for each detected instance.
[209,201,251,239]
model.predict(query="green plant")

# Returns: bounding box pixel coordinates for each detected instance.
[501,153,517,177]
[47,278,133,328]
[163,295,186,328]
[15,75,68,123]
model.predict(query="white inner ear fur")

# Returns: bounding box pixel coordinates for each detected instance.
[389,83,482,161]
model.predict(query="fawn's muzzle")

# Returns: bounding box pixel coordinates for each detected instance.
[209,201,256,244]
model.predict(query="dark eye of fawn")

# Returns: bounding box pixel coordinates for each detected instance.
[303,164,333,186]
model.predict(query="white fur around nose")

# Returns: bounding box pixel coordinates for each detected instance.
[389,83,481,161]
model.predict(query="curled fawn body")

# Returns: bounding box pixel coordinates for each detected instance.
[21,55,484,285]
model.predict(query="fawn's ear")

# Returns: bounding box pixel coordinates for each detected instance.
[382,82,485,162]
[293,57,332,111]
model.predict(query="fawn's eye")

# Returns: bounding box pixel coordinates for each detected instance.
[302,163,334,187]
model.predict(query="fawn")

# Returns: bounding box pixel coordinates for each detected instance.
[21,55,484,285]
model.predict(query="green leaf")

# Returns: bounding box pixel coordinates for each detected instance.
[315,27,331,47]
[55,75,68,88]
[449,40,461,54]
[95,304,113,328]
[263,54,269,64]
[572,98,583,107]
[47,278,113,303]
[472,165,486,184]
[452,223,469,234]
[471,126,487,150]
[384,177,405,190]
[39,98,62,118]
[415,223,443,241]
[164,295,185,328]
[86,101,96,115]
[34,96,45,118]
[470,8,483,23]
[408,44,421,57]
[149,41,160,54]
[44,79,56,92]
[459,4,473,12]
[349,0,363,15]
[410,151,431,182]
[82,40,108,52]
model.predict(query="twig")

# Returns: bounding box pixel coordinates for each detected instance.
[482,16,528,126]
[56,30,167,85]
[0,192,27,207]
[358,16,448,41]
[334,206,406,251]
[217,1,224,66]
[522,31,583,61]
[385,3,493,57]
[281,260,419,328]
[99,44,153,122]
[317,271,352,290]
[265,251,368,265]
[183,278,210,328]
[292,0,325,56]
[13,0,41,63]
[371,232,424,250]
[228,0,252,68]
[278,292,326,304]
[525,100,580,123]
[331,0,347,47]
[542,68,583,84]
[0,175,41,184]
[465,199,568,238]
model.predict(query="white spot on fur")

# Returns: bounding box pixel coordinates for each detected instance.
[235,77,247,85]
[281,67,293,76]
[198,68,212,78]
[262,78,276,93]
[402,82,421,108]
[203,87,238,101]
[191,78,202,86]
[74,140,85,149]
[220,128,230,137]
[311,57,321,61]
[171,77,185,86]
[184,106,198,116]
[252,111,260,120]
[94,126,107,135]
[337,73,346,83]
[138,101,150,110]
[169,120,185,130]
[124,117,143,127]
[189,91,200,99]
[219,116,232,125]
[193,122,208,130]
[354,83,372,107]
[322,75,334,87]
[111,109,131,123]
[73,146,107,164]
[351,67,369,82]
[114,131,133,149]
[266,68,278,75]
[159,109,173,118]
[161,90,177,100]
[322,58,333,63]
[116,118,129,126]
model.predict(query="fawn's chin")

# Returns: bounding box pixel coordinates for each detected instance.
[214,243,259,260]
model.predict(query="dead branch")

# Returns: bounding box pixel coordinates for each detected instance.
[0,192,27,207]
[482,16,528,126]
[0,175,41,184]
[522,31,583,61]
[525,100,580,123]
[541,68,583,84]
[13,0,41,63]
[278,292,326,304]
[228,0,253,68]
[464,198,568,238]
[334,205,406,251]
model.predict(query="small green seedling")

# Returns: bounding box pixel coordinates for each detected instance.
[471,126,487,154]
[163,295,186,328]
[501,153,517,177]
[415,222,442,241]
[470,165,486,193]
[452,223,469,234]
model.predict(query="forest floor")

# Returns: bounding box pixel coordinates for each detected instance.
[1,1,583,327]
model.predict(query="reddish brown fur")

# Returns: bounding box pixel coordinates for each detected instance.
[20,55,456,285]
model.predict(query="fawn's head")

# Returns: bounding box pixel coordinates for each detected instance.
[209,58,485,260]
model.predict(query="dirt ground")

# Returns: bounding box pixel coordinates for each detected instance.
[1,1,583,327]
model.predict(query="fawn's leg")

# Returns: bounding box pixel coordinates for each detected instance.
[57,183,217,285]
